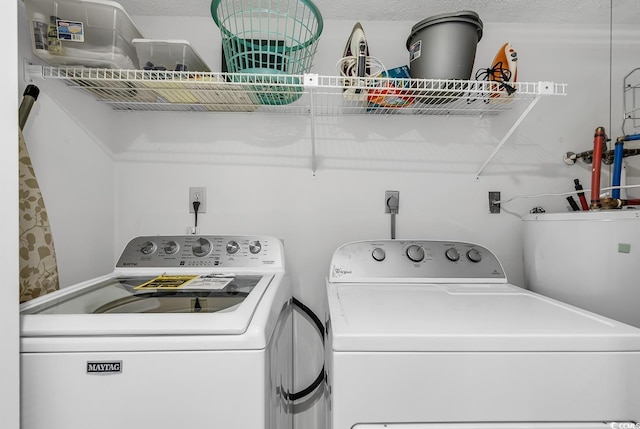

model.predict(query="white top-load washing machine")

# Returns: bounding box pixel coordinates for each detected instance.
[326,239,640,429]
[20,235,292,429]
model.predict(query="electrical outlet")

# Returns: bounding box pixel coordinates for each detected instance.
[189,187,206,213]
[186,226,201,235]
[489,191,501,214]
[385,190,400,214]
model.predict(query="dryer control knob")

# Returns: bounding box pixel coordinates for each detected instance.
[226,240,240,254]
[164,240,179,255]
[445,248,460,262]
[372,247,386,262]
[406,245,425,263]
[249,241,262,254]
[467,248,482,263]
[192,238,212,257]
[140,241,157,255]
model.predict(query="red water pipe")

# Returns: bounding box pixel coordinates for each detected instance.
[590,127,606,210]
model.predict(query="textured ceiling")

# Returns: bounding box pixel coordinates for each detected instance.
[117,0,639,25]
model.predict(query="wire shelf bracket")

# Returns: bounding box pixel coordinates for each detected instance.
[624,68,640,132]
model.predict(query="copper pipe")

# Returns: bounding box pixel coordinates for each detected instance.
[590,127,606,210]
[600,198,640,209]
[600,198,624,210]
[568,147,640,164]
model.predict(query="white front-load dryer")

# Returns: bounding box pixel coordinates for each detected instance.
[326,239,640,429]
[20,235,292,429]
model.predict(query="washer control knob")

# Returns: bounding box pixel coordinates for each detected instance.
[192,238,212,257]
[445,247,460,262]
[226,240,240,254]
[140,241,157,255]
[249,241,262,254]
[406,244,425,263]
[372,247,386,262]
[164,240,179,255]
[467,248,482,263]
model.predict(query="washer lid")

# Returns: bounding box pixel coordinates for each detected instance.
[327,282,640,352]
[21,273,275,337]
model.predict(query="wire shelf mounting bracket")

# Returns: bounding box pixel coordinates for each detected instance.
[23,60,44,83]
[624,68,640,131]
[475,81,557,179]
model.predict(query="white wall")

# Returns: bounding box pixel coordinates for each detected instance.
[18,3,117,286]
[3,2,19,428]
[19,14,640,291]
[14,4,640,429]
[19,91,116,285]
[109,18,622,283]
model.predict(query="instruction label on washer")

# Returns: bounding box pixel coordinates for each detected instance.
[134,275,231,290]
[182,276,233,290]
[134,275,198,290]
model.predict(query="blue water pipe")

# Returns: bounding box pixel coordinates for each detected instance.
[612,133,640,199]
[612,142,625,198]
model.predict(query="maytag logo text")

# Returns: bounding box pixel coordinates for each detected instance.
[86,361,122,375]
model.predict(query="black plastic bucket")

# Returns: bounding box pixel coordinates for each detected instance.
[406,11,483,80]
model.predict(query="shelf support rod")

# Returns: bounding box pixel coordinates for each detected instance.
[304,74,319,176]
[310,92,317,175]
[475,95,541,178]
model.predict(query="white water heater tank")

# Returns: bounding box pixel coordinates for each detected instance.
[523,210,640,328]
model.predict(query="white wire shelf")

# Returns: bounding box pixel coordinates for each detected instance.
[28,66,567,176]
[36,66,567,115]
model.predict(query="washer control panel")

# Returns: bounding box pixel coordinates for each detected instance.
[116,235,283,269]
[329,240,506,283]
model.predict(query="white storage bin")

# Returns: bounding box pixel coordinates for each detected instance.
[133,39,211,72]
[24,0,143,69]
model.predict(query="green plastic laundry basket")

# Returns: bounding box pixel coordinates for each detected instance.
[211,0,323,105]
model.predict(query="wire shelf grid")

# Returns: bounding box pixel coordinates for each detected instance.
[40,67,566,114]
